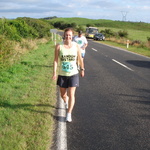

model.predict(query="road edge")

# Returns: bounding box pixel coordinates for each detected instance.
[56,88,67,150]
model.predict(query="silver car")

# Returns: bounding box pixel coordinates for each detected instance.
[93,33,105,41]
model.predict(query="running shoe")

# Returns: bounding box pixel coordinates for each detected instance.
[66,113,72,122]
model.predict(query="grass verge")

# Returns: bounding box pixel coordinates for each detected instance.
[98,40,150,57]
[0,41,56,150]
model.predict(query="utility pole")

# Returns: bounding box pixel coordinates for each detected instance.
[121,11,128,21]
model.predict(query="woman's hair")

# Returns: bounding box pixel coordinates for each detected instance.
[63,28,74,38]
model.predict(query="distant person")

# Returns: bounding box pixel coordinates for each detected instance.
[52,28,85,122]
[73,30,88,60]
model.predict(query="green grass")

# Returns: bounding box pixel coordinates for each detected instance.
[49,17,150,44]
[49,17,150,31]
[0,42,56,150]
[98,27,150,42]
[98,40,150,57]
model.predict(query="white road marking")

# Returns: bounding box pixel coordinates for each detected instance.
[112,59,134,71]
[92,48,97,51]
[56,92,67,150]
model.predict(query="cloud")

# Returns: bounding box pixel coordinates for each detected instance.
[0,1,69,14]
[76,12,82,16]
[0,0,149,22]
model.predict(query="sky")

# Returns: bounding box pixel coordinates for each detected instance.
[0,0,150,23]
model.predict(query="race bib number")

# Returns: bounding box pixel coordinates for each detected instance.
[62,62,73,72]
[77,40,82,45]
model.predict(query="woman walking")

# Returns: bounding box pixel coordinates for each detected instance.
[52,28,85,122]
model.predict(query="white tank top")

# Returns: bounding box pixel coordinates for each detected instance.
[59,42,78,76]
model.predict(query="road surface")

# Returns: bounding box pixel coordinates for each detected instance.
[66,39,150,150]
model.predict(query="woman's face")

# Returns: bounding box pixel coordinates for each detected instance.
[64,30,73,41]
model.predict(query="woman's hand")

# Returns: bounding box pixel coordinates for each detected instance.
[80,70,84,77]
[52,74,57,80]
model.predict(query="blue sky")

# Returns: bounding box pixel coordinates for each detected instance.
[0,0,150,23]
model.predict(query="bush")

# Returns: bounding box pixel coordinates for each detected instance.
[52,21,77,30]
[100,29,115,38]
[0,18,53,68]
[86,24,95,27]
[131,40,141,46]
[76,25,85,32]
[11,19,39,38]
[0,35,14,64]
[53,21,63,29]
[0,19,21,41]
[18,17,52,38]
[94,23,101,27]
[147,37,150,41]
[53,21,63,28]
[70,22,77,29]
[118,30,128,38]
[0,18,40,41]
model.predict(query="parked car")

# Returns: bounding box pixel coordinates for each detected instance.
[93,33,105,41]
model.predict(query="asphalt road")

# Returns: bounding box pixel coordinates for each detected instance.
[67,39,150,150]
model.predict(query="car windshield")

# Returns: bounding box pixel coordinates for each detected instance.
[89,28,98,34]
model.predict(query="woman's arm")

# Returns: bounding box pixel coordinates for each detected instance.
[77,44,85,77]
[52,44,60,80]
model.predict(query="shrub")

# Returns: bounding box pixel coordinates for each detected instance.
[0,18,39,41]
[0,19,21,41]
[131,40,141,46]
[146,37,150,48]
[0,35,14,64]
[0,18,53,68]
[94,23,101,27]
[18,17,52,38]
[86,24,95,27]
[147,37,150,41]
[11,19,39,38]
[76,25,85,32]
[70,22,77,29]
[52,21,77,30]
[118,30,128,38]
[100,29,115,37]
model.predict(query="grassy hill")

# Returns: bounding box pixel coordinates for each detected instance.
[47,17,150,56]
[48,17,150,31]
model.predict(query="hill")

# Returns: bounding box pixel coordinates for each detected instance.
[48,17,150,31]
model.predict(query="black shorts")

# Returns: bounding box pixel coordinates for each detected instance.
[57,74,79,88]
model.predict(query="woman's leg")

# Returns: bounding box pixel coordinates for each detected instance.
[67,87,76,113]
[60,87,68,103]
